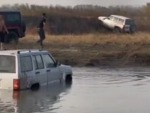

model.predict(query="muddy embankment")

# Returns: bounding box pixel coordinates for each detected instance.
[49,44,150,67]
[5,32,150,67]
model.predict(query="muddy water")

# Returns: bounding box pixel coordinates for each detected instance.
[1,67,150,113]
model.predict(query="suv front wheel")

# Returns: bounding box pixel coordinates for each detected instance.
[113,27,121,33]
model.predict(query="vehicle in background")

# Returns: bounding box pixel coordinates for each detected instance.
[0,50,72,90]
[98,15,136,33]
[0,11,26,43]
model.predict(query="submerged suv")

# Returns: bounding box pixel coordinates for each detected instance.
[0,50,72,90]
[98,15,136,33]
[0,11,26,43]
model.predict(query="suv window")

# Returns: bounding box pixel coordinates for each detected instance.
[118,18,124,23]
[0,55,15,73]
[33,55,44,70]
[109,15,114,20]
[113,17,119,22]
[43,54,55,68]
[114,18,124,24]
[5,13,20,23]
[20,56,33,72]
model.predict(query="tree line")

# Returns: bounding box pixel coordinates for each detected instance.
[0,3,150,34]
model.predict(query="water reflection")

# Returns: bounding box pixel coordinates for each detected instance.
[0,83,72,113]
[1,67,150,113]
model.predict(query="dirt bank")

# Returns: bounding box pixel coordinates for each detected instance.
[4,32,150,67]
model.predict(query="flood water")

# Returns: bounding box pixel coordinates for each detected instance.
[1,67,150,113]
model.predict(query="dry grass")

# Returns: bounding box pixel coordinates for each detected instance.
[5,32,150,67]
[22,32,150,45]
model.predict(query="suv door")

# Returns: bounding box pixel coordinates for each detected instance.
[20,55,35,89]
[42,54,62,84]
[32,54,47,86]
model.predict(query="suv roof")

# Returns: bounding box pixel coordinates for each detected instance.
[110,15,131,20]
[0,11,21,13]
[0,50,48,55]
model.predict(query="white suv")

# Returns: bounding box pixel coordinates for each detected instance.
[0,50,73,90]
[98,15,136,33]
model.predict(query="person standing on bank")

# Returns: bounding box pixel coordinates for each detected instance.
[0,15,9,50]
[37,13,47,49]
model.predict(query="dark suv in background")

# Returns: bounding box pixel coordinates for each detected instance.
[0,11,26,43]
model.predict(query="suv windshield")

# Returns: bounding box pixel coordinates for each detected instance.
[0,55,16,73]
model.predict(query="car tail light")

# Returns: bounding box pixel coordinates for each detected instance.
[13,79,20,90]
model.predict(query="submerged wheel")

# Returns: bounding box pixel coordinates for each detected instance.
[30,83,40,91]
[65,75,72,85]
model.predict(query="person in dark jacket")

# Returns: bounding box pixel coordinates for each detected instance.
[37,13,47,49]
[0,15,8,50]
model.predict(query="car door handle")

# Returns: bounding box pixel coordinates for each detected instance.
[35,72,40,74]
[47,70,51,72]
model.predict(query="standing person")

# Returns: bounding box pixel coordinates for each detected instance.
[37,13,47,49]
[0,15,8,50]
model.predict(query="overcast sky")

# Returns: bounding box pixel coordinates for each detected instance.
[0,0,149,7]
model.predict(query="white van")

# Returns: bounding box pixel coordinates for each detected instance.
[0,50,73,90]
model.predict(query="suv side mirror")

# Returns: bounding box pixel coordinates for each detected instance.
[54,60,60,67]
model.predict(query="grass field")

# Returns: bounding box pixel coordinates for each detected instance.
[5,32,150,67]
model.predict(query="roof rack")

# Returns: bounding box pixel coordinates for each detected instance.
[17,49,43,54]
